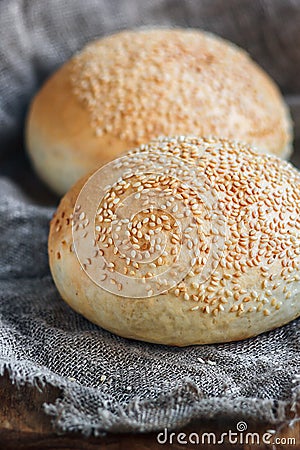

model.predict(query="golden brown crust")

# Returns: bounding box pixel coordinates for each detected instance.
[26,63,129,195]
[49,137,300,346]
[27,28,292,195]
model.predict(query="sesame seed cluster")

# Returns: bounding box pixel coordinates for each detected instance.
[92,166,215,297]
[69,29,289,154]
[147,136,300,317]
[53,136,300,319]
[70,143,219,298]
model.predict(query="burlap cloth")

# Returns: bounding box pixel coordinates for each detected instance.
[0,0,300,435]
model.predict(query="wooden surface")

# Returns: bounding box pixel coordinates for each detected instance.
[0,372,299,450]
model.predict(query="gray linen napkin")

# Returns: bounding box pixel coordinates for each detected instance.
[0,0,299,435]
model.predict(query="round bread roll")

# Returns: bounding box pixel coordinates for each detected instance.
[49,136,300,346]
[27,28,292,195]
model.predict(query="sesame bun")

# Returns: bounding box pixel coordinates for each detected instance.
[48,136,300,346]
[27,29,292,195]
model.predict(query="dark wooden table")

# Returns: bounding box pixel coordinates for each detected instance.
[0,372,299,450]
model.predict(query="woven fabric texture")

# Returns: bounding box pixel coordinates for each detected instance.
[0,0,300,435]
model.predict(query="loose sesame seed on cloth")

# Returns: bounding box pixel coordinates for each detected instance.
[0,0,300,437]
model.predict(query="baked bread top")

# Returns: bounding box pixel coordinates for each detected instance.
[27,29,292,195]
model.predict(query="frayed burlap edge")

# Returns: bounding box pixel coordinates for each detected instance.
[0,358,299,437]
